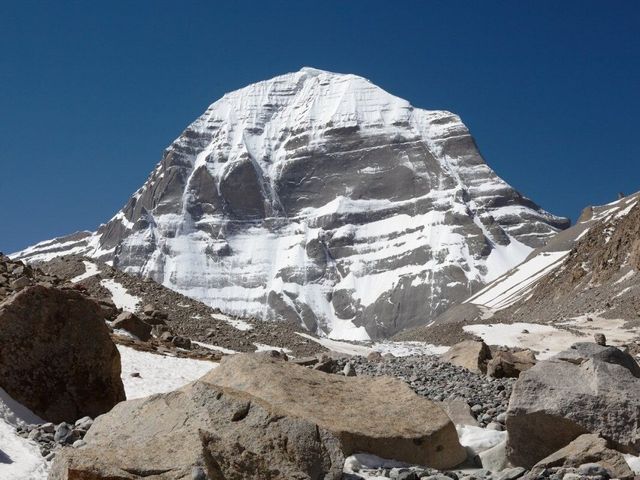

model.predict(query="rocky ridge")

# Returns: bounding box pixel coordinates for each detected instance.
[38,254,328,357]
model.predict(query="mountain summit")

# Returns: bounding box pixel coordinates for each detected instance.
[15,68,569,339]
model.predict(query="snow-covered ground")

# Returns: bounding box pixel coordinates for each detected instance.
[100,278,141,312]
[0,388,49,480]
[117,345,217,399]
[464,316,637,360]
[297,332,450,357]
[210,313,253,331]
[70,260,100,283]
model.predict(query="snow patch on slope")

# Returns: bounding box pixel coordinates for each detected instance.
[118,345,216,399]
[465,251,569,310]
[101,279,141,312]
[70,260,100,283]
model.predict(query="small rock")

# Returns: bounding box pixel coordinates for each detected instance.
[594,333,606,346]
[172,336,192,349]
[72,439,87,448]
[577,462,610,477]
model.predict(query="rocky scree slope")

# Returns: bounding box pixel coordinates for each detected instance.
[39,255,328,357]
[13,67,568,340]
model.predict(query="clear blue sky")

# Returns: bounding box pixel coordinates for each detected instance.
[1,1,639,253]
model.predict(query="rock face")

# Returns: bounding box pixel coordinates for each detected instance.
[486,349,536,378]
[50,353,466,479]
[13,68,568,339]
[531,434,634,480]
[440,340,491,374]
[506,342,640,468]
[0,285,125,423]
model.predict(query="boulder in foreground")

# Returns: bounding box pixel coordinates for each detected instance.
[0,285,125,423]
[507,342,640,468]
[531,433,634,480]
[50,353,466,479]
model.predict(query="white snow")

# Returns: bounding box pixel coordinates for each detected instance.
[464,316,637,360]
[466,251,569,310]
[297,333,448,357]
[211,313,253,331]
[456,424,507,454]
[614,200,637,219]
[70,260,101,283]
[327,319,370,341]
[100,278,141,312]
[625,454,640,474]
[297,333,373,356]
[192,340,238,355]
[253,343,292,354]
[117,345,217,399]
[370,341,449,357]
[0,388,49,479]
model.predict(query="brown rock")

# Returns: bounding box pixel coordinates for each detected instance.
[49,354,465,480]
[441,340,492,374]
[531,434,634,480]
[367,351,383,362]
[0,286,125,423]
[486,349,536,378]
[113,311,152,341]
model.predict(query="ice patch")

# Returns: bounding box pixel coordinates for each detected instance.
[101,278,141,312]
[70,260,101,283]
[456,424,506,454]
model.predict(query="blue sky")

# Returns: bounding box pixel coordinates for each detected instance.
[1,1,638,253]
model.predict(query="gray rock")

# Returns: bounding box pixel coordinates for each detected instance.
[507,342,640,468]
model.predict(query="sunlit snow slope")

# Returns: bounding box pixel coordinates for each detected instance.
[14,68,568,339]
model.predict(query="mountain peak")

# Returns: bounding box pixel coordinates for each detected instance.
[13,70,569,340]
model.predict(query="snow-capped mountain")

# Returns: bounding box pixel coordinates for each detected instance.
[13,67,569,339]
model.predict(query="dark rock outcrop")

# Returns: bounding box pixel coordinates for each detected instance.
[0,285,125,423]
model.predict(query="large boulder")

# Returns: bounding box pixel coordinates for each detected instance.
[507,342,640,468]
[486,349,536,378]
[0,285,125,423]
[530,434,634,480]
[441,340,491,374]
[49,353,466,479]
